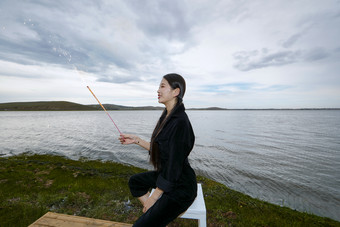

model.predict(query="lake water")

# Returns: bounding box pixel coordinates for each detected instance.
[1,110,339,221]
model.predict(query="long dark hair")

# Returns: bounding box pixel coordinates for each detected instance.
[149,73,186,170]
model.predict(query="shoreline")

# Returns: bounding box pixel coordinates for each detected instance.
[1,101,339,111]
[1,153,339,226]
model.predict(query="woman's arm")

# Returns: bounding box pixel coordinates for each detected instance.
[119,134,150,151]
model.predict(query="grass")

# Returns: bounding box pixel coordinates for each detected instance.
[0,154,339,227]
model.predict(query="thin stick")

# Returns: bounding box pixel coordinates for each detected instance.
[86,85,123,136]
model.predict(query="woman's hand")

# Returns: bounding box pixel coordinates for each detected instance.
[119,134,150,151]
[119,134,138,145]
[142,187,163,213]
[143,196,157,213]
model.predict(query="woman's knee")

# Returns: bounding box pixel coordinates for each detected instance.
[128,173,141,189]
[128,172,158,197]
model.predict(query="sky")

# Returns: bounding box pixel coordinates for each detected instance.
[1,0,340,108]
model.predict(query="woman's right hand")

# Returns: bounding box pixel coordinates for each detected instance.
[119,134,139,145]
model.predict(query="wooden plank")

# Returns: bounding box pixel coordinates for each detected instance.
[29,212,133,227]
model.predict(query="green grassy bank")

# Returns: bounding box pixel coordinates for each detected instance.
[0,154,339,227]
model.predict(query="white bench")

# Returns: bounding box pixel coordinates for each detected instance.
[150,183,206,227]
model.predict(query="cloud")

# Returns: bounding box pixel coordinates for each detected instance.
[10,0,195,83]
[95,64,143,84]
[126,0,191,40]
[281,33,304,48]
[232,47,333,71]
[201,82,292,93]
[0,1,148,79]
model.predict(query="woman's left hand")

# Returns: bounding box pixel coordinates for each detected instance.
[143,197,157,213]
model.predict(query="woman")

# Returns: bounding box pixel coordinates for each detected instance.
[119,73,197,226]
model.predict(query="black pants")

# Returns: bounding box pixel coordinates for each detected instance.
[128,171,194,227]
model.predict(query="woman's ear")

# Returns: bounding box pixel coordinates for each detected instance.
[173,88,180,97]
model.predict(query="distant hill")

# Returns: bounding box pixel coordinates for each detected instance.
[87,104,164,110]
[0,101,164,111]
[0,101,228,111]
[0,101,97,111]
[189,107,227,110]
[2,101,337,111]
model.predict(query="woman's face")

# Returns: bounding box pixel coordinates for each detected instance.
[157,78,178,104]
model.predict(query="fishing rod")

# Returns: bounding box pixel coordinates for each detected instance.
[71,65,124,137]
[86,85,124,136]
[48,42,124,137]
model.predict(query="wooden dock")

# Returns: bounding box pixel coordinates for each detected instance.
[29,212,133,227]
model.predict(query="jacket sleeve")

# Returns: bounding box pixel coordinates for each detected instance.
[156,119,193,192]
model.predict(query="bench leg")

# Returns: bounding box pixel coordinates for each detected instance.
[198,216,206,227]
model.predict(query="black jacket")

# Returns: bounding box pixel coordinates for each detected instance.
[154,104,197,202]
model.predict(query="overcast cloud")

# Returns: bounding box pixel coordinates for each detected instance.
[1,0,339,108]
